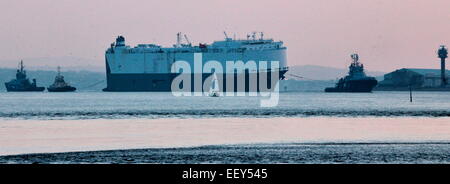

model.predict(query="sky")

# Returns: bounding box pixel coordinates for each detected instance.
[0,0,449,72]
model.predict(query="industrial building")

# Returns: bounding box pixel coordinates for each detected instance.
[377,68,450,89]
[377,46,449,90]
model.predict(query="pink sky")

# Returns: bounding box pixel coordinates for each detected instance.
[0,0,449,71]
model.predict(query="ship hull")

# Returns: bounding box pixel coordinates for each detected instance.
[103,70,287,92]
[47,86,77,92]
[4,83,45,92]
[325,79,378,92]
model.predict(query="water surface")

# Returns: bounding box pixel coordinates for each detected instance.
[1,91,449,158]
[1,117,449,156]
[1,91,449,119]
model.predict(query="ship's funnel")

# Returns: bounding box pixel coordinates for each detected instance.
[116,36,125,47]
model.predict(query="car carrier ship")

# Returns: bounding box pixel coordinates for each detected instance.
[103,32,288,92]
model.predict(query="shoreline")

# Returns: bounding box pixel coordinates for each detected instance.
[1,117,449,156]
[2,110,450,120]
[1,142,449,164]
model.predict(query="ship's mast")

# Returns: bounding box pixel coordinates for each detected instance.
[57,66,61,76]
[19,60,24,72]
[184,34,192,46]
[223,31,232,41]
[176,32,181,48]
[223,31,229,39]
[351,54,359,65]
[348,53,366,77]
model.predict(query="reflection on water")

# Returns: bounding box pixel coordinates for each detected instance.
[0,117,449,156]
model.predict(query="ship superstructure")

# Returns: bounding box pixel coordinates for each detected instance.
[103,32,288,91]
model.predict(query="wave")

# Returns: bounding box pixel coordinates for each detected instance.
[1,109,450,120]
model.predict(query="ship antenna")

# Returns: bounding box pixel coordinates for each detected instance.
[19,60,24,72]
[184,34,192,46]
[351,53,359,64]
[223,31,230,41]
[176,32,181,48]
[57,66,61,76]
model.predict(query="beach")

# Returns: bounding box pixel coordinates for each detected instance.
[0,117,449,163]
[1,143,449,164]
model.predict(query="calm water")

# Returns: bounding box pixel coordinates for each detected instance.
[0,91,449,119]
[0,91,449,156]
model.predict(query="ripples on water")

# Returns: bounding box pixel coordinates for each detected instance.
[0,91,449,119]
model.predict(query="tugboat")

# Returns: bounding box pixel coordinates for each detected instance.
[47,66,76,92]
[5,60,45,92]
[325,54,378,92]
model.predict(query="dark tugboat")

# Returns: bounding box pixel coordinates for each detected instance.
[325,54,378,92]
[5,60,45,92]
[47,66,76,92]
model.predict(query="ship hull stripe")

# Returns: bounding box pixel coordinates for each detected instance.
[103,70,287,92]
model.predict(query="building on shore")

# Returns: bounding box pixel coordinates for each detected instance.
[377,46,449,91]
[376,68,450,90]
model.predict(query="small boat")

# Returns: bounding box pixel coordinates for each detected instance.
[47,66,77,92]
[209,72,220,97]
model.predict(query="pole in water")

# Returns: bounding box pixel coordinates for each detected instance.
[409,85,412,102]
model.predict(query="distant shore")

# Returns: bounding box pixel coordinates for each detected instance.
[375,86,450,91]
[1,143,449,164]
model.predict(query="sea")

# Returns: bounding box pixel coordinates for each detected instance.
[0,91,449,163]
